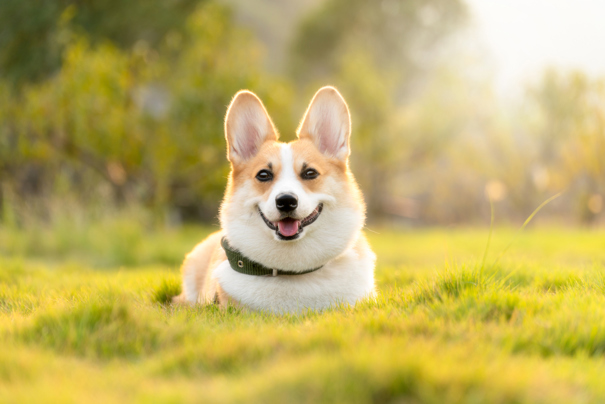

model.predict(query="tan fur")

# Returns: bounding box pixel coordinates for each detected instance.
[173,231,231,305]
[176,86,375,312]
[290,139,364,211]
[175,136,364,308]
[231,142,283,194]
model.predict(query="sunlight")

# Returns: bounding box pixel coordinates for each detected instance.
[466,0,605,95]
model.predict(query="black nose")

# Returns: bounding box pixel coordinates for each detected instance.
[276,193,298,212]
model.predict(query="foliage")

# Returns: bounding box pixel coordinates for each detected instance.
[287,0,477,221]
[0,0,603,225]
[2,226,605,402]
[290,0,468,92]
[524,70,605,223]
[0,2,293,222]
[357,66,605,225]
[0,0,202,85]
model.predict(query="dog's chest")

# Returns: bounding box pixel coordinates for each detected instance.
[213,241,375,314]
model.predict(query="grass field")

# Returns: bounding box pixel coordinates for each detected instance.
[1,221,605,403]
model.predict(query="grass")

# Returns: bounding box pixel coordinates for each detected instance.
[1,221,605,403]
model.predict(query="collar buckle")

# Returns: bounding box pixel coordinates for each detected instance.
[272,268,278,277]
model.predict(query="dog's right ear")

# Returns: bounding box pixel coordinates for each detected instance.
[224,91,278,164]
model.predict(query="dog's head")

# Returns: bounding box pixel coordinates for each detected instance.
[219,87,365,271]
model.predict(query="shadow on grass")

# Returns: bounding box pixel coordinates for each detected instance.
[152,278,182,305]
[19,300,182,358]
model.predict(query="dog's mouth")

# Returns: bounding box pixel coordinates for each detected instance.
[259,204,323,240]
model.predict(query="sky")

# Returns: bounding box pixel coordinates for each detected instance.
[465,0,605,96]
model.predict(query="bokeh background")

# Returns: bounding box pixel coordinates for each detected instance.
[1,0,604,233]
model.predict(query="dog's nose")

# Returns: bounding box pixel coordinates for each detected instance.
[276,193,298,213]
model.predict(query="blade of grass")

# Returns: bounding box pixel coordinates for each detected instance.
[479,198,495,286]
[490,192,563,270]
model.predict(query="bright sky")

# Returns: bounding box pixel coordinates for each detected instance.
[465,0,605,96]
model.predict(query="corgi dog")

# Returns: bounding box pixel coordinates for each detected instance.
[174,86,375,314]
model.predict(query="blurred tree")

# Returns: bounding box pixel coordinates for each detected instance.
[525,70,605,224]
[386,64,499,224]
[0,2,293,223]
[0,0,202,85]
[219,0,322,74]
[290,0,467,95]
[288,0,468,219]
[2,0,602,227]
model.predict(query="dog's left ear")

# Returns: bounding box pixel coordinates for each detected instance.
[297,86,351,161]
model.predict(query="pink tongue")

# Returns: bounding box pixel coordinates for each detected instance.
[277,219,300,237]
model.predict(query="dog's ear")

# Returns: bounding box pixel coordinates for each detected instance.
[225,91,278,164]
[297,86,351,161]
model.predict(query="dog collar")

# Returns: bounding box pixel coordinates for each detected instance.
[221,237,323,277]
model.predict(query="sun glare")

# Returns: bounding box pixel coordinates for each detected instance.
[466,0,605,95]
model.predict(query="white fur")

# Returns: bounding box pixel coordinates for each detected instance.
[181,86,375,314]
[260,144,332,224]
[220,144,364,272]
[214,233,376,314]
[182,256,200,303]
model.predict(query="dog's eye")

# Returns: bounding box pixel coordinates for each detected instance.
[256,169,273,182]
[301,168,319,180]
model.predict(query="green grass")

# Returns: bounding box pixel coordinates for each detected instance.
[1,223,605,403]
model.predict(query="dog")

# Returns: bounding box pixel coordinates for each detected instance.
[174,86,375,313]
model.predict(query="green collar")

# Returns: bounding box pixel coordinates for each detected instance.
[221,237,323,277]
